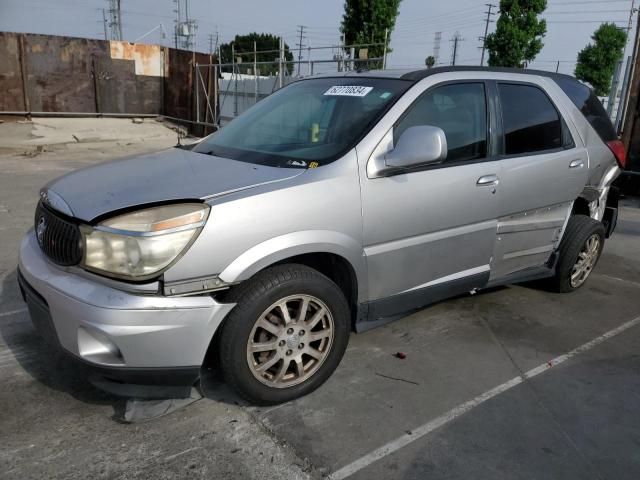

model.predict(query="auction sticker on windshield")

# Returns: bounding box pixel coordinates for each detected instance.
[324,85,374,97]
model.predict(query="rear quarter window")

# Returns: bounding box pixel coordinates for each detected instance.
[553,76,617,142]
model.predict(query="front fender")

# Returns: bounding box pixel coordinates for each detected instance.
[218,230,368,302]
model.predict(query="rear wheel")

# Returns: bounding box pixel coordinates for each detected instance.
[218,264,350,405]
[548,215,605,293]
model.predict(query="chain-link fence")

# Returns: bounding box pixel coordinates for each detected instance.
[194,44,386,128]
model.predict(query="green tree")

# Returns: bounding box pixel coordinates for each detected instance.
[485,0,547,67]
[575,23,627,96]
[340,0,402,66]
[425,55,435,68]
[219,33,293,75]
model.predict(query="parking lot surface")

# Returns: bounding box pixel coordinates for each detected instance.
[1,125,639,479]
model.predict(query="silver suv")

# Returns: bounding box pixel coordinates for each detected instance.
[18,67,625,404]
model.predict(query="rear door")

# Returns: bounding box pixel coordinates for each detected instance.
[490,80,589,280]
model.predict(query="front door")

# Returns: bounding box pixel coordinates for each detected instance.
[360,81,501,322]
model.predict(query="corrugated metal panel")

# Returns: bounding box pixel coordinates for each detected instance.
[0,32,28,110]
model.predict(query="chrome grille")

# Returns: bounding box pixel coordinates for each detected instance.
[34,202,82,266]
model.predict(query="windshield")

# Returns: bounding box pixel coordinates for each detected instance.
[193,77,411,168]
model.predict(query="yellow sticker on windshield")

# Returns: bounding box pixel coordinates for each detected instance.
[311,123,320,143]
[309,161,319,169]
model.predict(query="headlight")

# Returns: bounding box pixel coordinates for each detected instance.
[82,203,209,280]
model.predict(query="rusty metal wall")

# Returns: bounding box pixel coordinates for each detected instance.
[0,33,24,111]
[23,34,105,112]
[164,47,213,134]
[0,32,214,127]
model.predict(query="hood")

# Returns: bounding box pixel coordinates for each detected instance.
[44,148,305,222]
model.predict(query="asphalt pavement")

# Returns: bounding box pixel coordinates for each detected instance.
[1,120,639,479]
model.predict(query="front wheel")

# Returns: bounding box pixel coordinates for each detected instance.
[217,264,350,405]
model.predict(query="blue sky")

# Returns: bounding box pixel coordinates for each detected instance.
[0,0,636,75]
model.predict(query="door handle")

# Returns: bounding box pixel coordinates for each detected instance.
[569,159,584,169]
[476,174,499,186]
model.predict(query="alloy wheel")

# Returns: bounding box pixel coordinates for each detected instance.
[570,233,600,288]
[246,294,334,388]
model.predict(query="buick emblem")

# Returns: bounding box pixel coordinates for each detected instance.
[36,215,47,247]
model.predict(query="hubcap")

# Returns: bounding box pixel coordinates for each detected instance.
[246,295,334,388]
[570,234,601,288]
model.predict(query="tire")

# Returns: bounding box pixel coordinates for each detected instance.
[217,264,350,405]
[548,214,605,293]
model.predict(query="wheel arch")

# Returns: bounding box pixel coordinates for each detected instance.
[218,231,367,317]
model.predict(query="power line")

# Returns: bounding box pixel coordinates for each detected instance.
[550,0,629,4]
[546,9,632,13]
[546,19,628,23]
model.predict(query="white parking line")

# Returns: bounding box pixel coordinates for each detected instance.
[328,315,640,480]
[0,308,27,318]
[596,273,640,289]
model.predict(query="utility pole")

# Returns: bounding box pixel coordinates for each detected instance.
[106,0,123,41]
[173,0,180,49]
[254,40,258,102]
[208,34,214,55]
[338,33,346,72]
[382,28,389,69]
[279,36,285,88]
[102,9,108,41]
[296,25,306,76]
[479,3,496,66]
[451,32,463,66]
[627,0,637,37]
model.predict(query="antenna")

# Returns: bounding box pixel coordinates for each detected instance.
[173,0,197,50]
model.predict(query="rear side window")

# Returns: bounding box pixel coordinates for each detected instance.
[498,83,562,155]
[553,76,617,142]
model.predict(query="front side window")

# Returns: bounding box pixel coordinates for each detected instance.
[193,78,411,168]
[498,83,563,155]
[394,82,488,164]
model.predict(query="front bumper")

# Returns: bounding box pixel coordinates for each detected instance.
[18,230,235,388]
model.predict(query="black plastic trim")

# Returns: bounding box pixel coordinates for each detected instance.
[603,207,619,238]
[356,271,489,332]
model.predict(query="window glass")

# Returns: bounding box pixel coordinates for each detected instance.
[498,84,562,155]
[553,76,616,142]
[394,83,487,163]
[193,78,411,168]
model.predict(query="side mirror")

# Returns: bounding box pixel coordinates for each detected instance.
[384,125,447,169]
